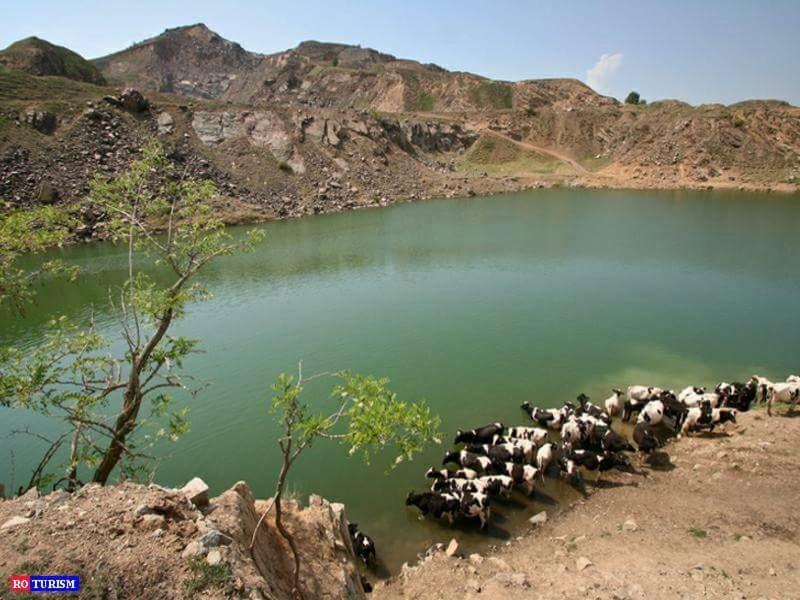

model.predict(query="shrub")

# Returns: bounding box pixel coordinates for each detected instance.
[625,91,641,105]
[278,161,293,174]
[415,91,435,112]
[184,557,231,594]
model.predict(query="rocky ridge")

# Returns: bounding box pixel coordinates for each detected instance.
[0,478,367,599]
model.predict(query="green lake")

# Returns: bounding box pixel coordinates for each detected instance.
[1,188,799,573]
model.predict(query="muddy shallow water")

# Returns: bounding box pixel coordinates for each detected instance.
[1,187,798,573]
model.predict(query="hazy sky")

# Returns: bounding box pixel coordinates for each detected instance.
[2,0,798,105]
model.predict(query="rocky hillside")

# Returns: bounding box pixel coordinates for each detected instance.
[0,37,105,85]
[0,478,368,599]
[0,23,797,230]
[93,24,615,112]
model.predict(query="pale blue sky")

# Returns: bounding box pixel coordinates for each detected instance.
[2,0,798,105]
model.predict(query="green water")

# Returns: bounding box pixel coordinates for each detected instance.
[1,188,799,573]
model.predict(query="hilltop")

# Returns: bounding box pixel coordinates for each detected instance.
[0,23,797,230]
[0,37,105,85]
[92,23,613,112]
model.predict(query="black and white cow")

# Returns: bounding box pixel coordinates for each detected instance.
[767,382,800,416]
[632,421,660,454]
[506,426,548,447]
[576,393,611,423]
[442,450,492,472]
[454,422,505,445]
[405,491,460,523]
[457,491,491,529]
[520,402,571,430]
[604,389,624,417]
[623,386,664,421]
[347,523,376,564]
[490,461,539,495]
[680,406,737,435]
[536,442,558,475]
[750,375,774,405]
[679,386,707,404]
[425,467,479,481]
[467,440,534,464]
[720,381,756,411]
[559,444,600,481]
[599,427,635,453]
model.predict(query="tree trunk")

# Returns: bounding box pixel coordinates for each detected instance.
[274,458,303,600]
[92,309,173,484]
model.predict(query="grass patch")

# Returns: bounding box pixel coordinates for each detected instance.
[689,528,707,538]
[184,557,231,594]
[579,155,613,172]
[0,66,108,101]
[413,91,435,112]
[470,81,513,110]
[458,133,567,177]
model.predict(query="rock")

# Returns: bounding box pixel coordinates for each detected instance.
[138,514,165,531]
[24,109,57,134]
[180,477,209,507]
[36,181,60,204]
[206,549,223,566]
[134,503,155,517]
[119,89,150,112]
[181,540,206,558]
[529,510,547,525]
[622,519,639,532]
[487,557,512,572]
[157,112,175,135]
[465,578,481,593]
[492,572,531,588]
[18,487,39,501]
[201,529,233,547]
[469,553,484,565]
[445,538,461,558]
[1,516,30,530]
[576,557,593,571]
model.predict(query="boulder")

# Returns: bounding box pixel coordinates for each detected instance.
[104,89,150,113]
[36,181,59,204]
[1,516,31,530]
[529,510,547,526]
[181,540,206,558]
[180,477,209,507]
[120,88,150,112]
[201,529,233,547]
[157,112,175,135]
[445,538,461,558]
[622,519,639,532]
[24,109,57,134]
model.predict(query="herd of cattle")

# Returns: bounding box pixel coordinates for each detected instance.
[403,373,800,531]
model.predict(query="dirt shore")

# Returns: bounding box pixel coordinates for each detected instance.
[375,408,800,600]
